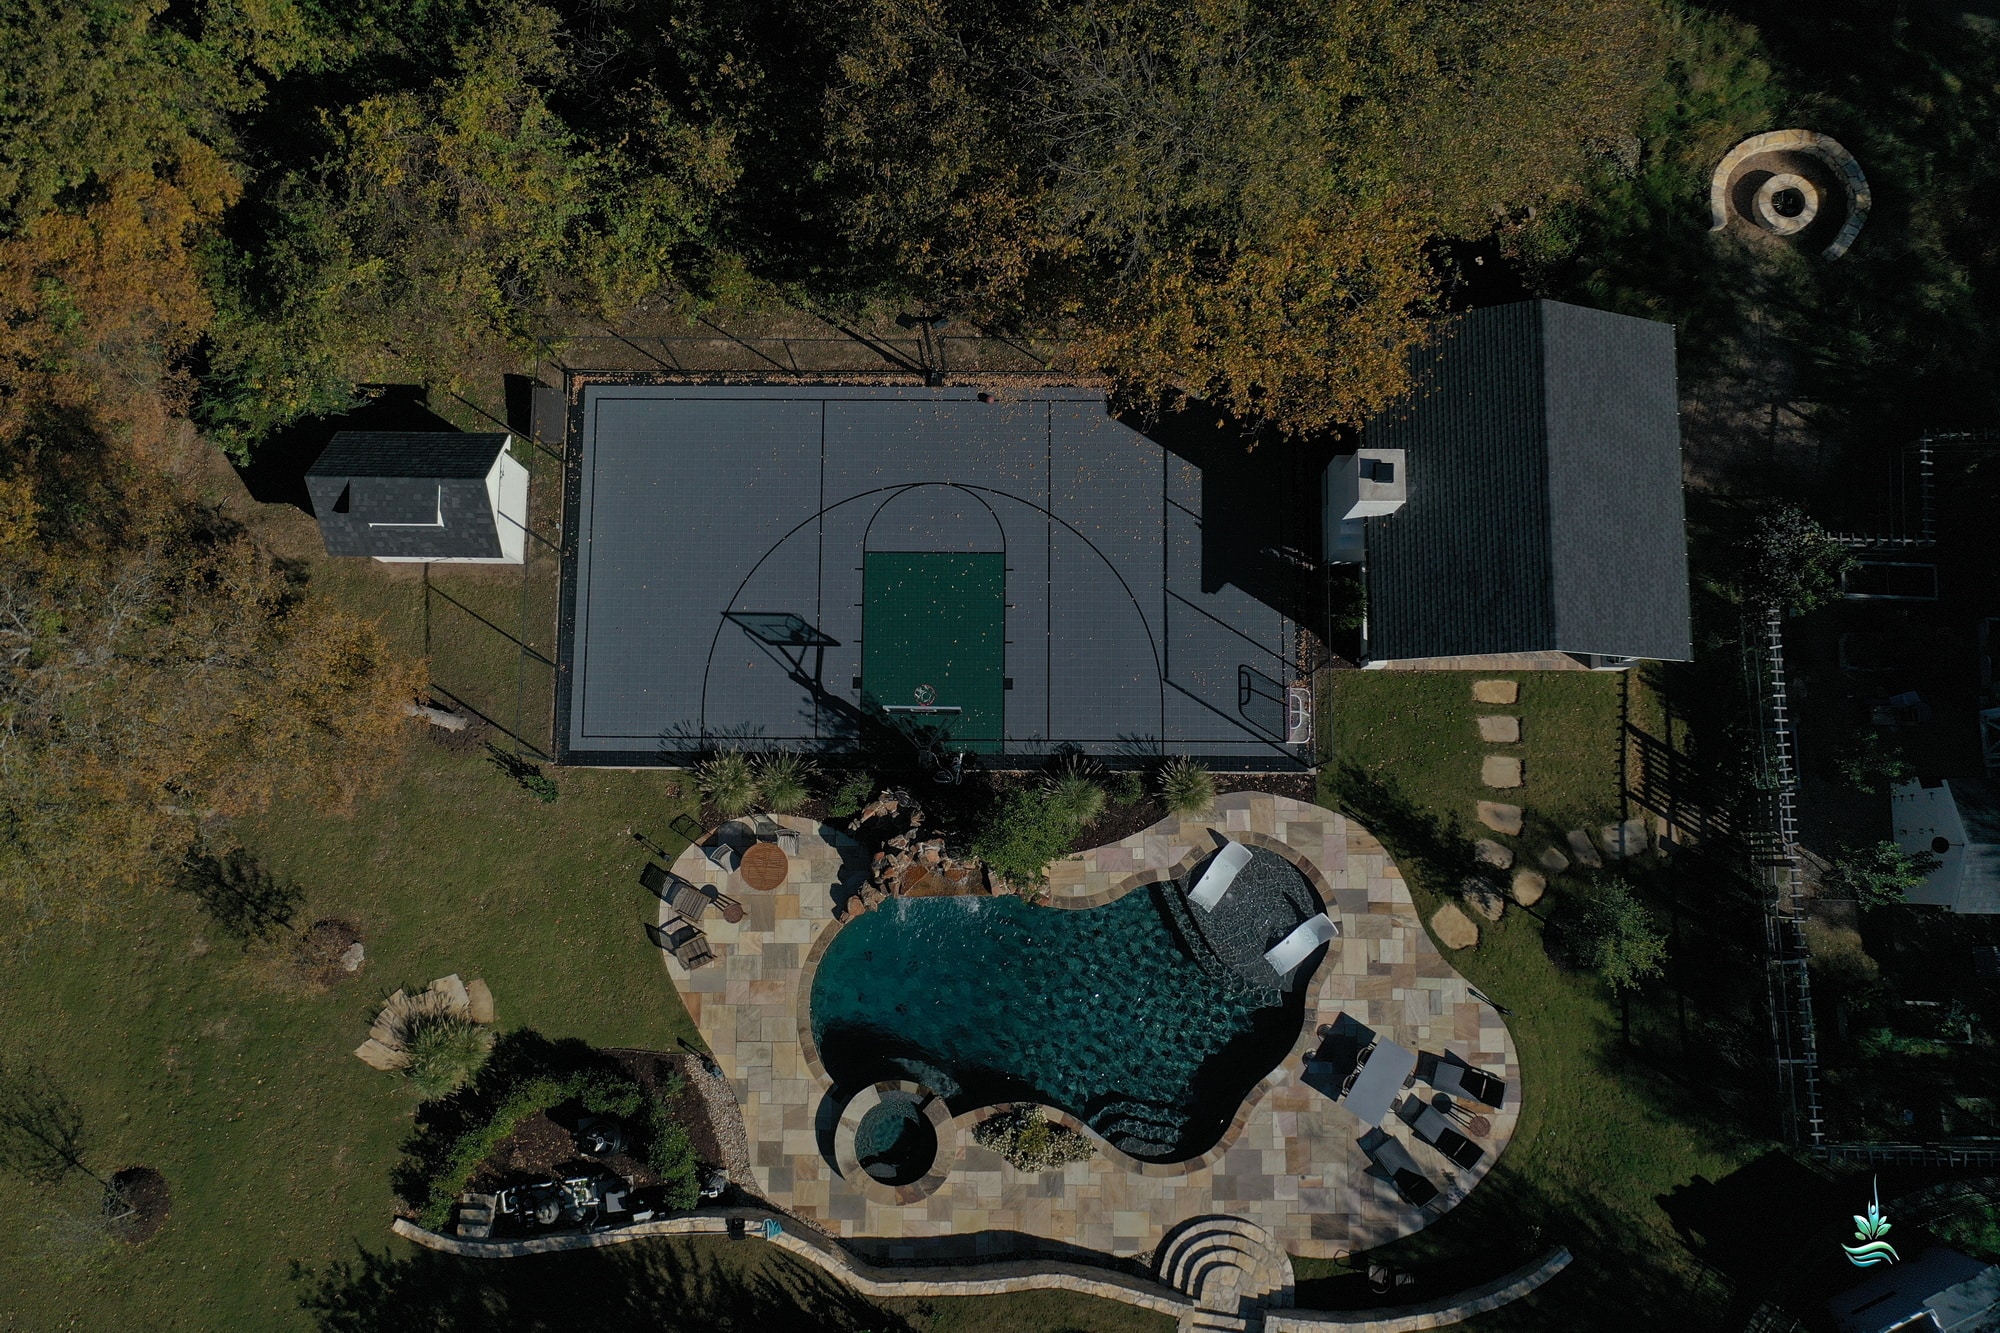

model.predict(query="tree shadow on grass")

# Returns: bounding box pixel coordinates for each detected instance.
[1320,761,1487,898]
[1298,1156,1736,1333]
[298,1234,906,1333]
[174,846,305,946]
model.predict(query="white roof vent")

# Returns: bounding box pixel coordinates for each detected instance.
[1331,449,1407,519]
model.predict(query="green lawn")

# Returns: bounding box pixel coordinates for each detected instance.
[1312,668,1769,1329]
[0,432,1162,1332]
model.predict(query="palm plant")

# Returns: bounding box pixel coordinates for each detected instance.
[1159,756,1214,816]
[696,749,759,817]
[756,751,816,813]
[401,1012,494,1101]
[1041,755,1106,827]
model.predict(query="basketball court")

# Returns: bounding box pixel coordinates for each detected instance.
[555,383,1307,768]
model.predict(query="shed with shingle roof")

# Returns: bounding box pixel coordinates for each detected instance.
[1351,299,1691,667]
[306,431,526,563]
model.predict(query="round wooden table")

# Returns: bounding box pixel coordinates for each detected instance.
[739,841,789,891]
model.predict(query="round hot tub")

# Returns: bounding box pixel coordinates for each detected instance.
[833,1081,956,1202]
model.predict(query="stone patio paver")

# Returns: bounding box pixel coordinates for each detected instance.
[1476,716,1521,743]
[1476,802,1523,836]
[1481,756,1522,788]
[660,795,1520,1262]
[1472,680,1519,704]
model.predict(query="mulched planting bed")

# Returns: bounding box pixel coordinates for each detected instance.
[287,918,364,991]
[463,1050,732,1194]
[107,1167,171,1244]
[1062,772,1319,856]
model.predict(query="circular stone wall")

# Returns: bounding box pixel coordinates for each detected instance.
[833,1081,957,1204]
[1709,129,1870,259]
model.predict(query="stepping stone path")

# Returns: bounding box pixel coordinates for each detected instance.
[1511,869,1546,907]
[1469,680,1524,920]
[1157,1214,1294,1333]
[1430,902,1480,949]
[1599,818,1650,860]
[1565,829,1604,869]
[1538,846,1571,874]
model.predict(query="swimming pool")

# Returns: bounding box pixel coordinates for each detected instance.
[808,856,1323,1162]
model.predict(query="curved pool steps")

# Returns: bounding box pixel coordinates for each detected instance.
[1157,1214,1295,1315]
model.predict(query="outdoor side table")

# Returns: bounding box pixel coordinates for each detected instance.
[739,841,789,891]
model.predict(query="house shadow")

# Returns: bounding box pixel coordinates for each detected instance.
[1118,402,1346,645]
[1656,1151,1844,1288]
[232,384,455,515]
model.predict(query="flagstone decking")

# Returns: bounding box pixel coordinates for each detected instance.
[661,792,1520,1263]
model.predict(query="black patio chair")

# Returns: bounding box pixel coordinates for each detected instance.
[1356,1127,1443,1210]
[1415,1051,1507,1110]
[1395,1096,1484,1171]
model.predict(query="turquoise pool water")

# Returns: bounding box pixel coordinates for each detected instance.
[809,882,1313,1161]
[853,1091,934,1185]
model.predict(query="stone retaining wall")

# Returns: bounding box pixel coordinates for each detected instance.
[390,1210,1191,1316]
[391,1213,1569,1328]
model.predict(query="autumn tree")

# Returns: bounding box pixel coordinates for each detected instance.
[198,0,738,457]
[0,1,424,927]
[815,0,1668,435]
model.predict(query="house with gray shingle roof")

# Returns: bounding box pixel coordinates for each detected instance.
[306,431,527,564]
[1328,299,1692,669]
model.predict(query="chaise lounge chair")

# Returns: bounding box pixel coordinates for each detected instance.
[1356,1128,1442,1210]
[639,864,744,923]
[1187,841,1254,911]
[1395,1096,1485,1170]
[1264,913,1340,978]
[648,921,717,970]
[1415,1051,1507,1109]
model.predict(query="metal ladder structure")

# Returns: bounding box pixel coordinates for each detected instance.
[1754,606,1827,1147]
[1825,436,1938,550]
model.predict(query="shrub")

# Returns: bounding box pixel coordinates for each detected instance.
[1549,877,1667,992]
[1824,840,1942,911]
[828,772,874,818]
[414,1068,699,1228]
[696,750,759,817]
[403,1014,495,1102]
[1108,770,1145,806]
[972,786,1082,887]
[755,752,815,814]
[972,1106,1095,1172]
[484,743,557,803]
[417,1075,575,1229]
[1042,768,1106,828]
[1831,732,1913,795]
[1740,503,1855,614]
[648,1113,700,1208]
[1159,757,1214,816]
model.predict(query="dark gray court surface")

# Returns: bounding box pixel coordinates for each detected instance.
[556,383,1306,768]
